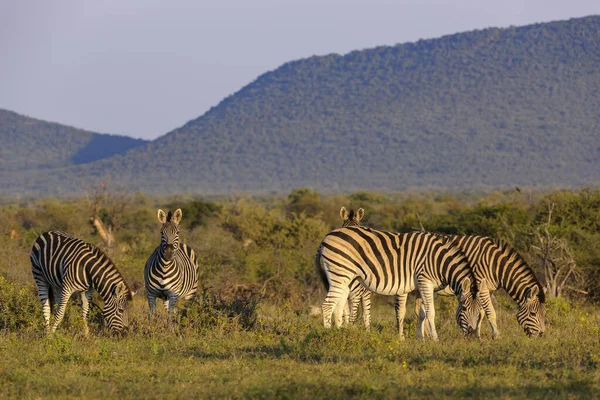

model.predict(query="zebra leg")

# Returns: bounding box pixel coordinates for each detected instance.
[50,288,73,334]
[479,290,500,339]
[343,298,351,326]
[167,295,178,319]
[418,283,438,341]
[322,284,349,328]
[34,278,52,334]
[394,293,408,340]
[332,286,350,328]
[361,291,371,330]
[80,289,93,336]
[415,292,432,339]
[147,294,157,316]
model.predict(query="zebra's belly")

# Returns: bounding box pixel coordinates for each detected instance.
[360,275,416,296]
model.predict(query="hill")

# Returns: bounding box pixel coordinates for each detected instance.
[2,16,600,196]
[0,109,147,172]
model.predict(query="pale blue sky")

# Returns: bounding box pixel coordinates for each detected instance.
[1,0,598,139]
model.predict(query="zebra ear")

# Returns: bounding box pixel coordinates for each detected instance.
[356,208,364,222]
[114,281,128,297]
[461,277,471,294]
[157,209,167,224]
[172,208,183,225]
[526,286,539,300]
[340,207,348,221]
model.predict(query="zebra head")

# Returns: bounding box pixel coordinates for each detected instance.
[455,276,481,337]
[340,207,364,227]
[104,281,135,335]
[157,208,183,261]
[517,285,546,337]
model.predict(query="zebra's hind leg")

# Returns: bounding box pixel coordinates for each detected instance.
[394,293,408,340]
[343,299,351,326]
[417,283,438,341]
[80,289,93,336]
[322,284,350,328]
[332,286,350,328]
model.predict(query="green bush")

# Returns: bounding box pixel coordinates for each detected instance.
[0,275,41,332]
[180,287,263,331]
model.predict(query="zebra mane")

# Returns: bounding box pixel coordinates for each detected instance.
[166,211,174,222]
[490,237,545,303]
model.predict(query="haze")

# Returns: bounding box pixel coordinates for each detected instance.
[1,0,598,139]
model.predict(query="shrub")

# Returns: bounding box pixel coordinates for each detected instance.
[180,286,263,331]
[0,276,41,332]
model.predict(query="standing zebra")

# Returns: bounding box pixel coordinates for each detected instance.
[317,226,480,340]
[416,235,546,338]
[145,209,198,316]
[30,231,135,335]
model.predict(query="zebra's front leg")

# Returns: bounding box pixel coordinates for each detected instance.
[167,295,179,322]
[34,278,52,334]
[80,289,93,337]
[417,283,438,341]
[361,291,372,331]
[478,290,500,339]
[50,288,73,334]
[394,293,408,340]
[147,294,157,316]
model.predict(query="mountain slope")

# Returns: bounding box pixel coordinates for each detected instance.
[0,109,147,172]
[3,15,600,196]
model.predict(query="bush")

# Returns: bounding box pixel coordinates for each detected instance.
[181,286,263,331]
[0,276,42,332]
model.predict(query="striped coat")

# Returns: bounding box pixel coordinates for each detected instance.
[317,226,480,340]
[30,231,134,335]
[145,209,198,316]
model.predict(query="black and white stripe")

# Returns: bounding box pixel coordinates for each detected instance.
[144,209,198,316]
[317,226,480,340]
[420,235,546,338]
[30,231,134,335]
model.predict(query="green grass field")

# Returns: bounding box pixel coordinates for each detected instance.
[1,293,599,399]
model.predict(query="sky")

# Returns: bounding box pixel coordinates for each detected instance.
[1,1,599,140]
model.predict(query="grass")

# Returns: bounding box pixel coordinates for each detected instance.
[1,293,599,399]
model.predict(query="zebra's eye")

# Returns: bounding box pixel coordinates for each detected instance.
[531,312,537,317]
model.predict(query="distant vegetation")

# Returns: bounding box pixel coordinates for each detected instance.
[0,109,146,172]
[2,16,600,197]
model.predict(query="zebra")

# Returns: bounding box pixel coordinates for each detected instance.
[333,207,372,327]
[30,231,135,335]
[317,226,480,340]
[145,208,198,316]
[416,235,546,338]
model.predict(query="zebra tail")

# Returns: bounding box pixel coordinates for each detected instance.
[315,246,329,292]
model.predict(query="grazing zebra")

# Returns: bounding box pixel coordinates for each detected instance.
[30,231,135,335]
[317,226,480,340]
[145,209,198,316]
[328,207,372,327]
[337,207,372,328]
[416,236,546,338]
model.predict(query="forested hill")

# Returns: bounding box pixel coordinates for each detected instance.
[3,15,600,196]
[0,109,147,172]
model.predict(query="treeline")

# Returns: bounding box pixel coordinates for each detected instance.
[1,187,599,305]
